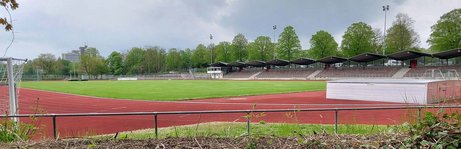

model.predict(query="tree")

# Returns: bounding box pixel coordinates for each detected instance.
[166,48,181,71]
[80,47,106,78]
[384,13,420,54]
[428,8,461,52]
[96,58,109,77]
[125,47,145,74]
[0,0,18,31]
[53,58,71,75]
[372,28,384,54]
[34,53,57,74]
[191,44,209,68]
[248,36,274,61]
[180,48,192,69]
[341,22,375,57]
[156,48,167,72]
[207,44,216,64]
[215,41,232,63]
[142,47,164,74]
[106,51,124,75]
[308,30,338,59]
[277,26,301,61]
[231,34,248,62]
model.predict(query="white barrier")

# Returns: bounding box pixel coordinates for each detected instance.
[117,77,138,81]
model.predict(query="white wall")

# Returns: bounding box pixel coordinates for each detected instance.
[326,82,428,104]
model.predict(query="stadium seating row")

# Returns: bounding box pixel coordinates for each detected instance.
[222,65,461,79]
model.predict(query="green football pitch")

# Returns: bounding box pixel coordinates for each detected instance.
[20,80,326,101]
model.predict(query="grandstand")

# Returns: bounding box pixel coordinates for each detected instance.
[316,66,401,78]
[210,48,461,80]
[256,68,317,79]
[223,68,261,79]
[404,66,461,78]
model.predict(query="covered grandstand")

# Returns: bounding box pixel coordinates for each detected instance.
[210,48,461,80]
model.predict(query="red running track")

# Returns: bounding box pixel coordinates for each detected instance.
[2,88,460,139]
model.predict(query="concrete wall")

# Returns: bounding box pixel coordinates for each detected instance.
[326,81,428,104]
[427,80,461,103]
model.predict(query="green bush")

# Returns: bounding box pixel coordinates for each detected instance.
[0,119,36,143]
[404,110,461,148]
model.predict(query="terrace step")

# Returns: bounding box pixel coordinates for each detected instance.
[308,69,323,79]
[392,68,411,78]
[249,71,263,79]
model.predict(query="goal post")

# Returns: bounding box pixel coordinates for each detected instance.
[0,57,27,122]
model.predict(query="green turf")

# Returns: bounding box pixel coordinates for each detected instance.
[20,80,326,101]
[104,122,407,139]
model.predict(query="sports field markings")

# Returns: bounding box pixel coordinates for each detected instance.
[20,80,326,101]
[21,88,421,107]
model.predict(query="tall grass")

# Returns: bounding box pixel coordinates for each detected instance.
[0,119,36,143]
[103,122,407,139]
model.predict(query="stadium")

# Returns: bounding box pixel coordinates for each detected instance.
[0,48,460,141]
[0,1,461,148]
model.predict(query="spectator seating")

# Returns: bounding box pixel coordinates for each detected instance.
[404,66,461,78]
[316,66,401,78]
[223,68,262,78]
[256,68,316,78]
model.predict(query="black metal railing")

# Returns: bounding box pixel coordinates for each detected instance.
[1,105,460,140]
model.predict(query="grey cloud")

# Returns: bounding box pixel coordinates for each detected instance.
[0,0,459,59]
[219,0,385,41]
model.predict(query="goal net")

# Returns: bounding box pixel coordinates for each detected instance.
[0,58,27,120]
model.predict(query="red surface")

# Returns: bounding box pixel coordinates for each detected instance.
[2,88,460,139]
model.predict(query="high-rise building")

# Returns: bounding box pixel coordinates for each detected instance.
[79,45,88,55]
[62,45,88,63]
[62,50,81,63]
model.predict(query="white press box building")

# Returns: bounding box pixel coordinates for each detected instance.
[326,79,461,104]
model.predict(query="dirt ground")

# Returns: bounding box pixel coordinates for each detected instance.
[5,134,406,149]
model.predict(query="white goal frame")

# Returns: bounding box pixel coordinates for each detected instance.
[1,57,27,122]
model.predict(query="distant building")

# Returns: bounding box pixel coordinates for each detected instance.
[62,45,88,63]
[62,50,81,63]
[79,45,88,55]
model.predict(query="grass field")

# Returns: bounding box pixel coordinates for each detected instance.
[106,122,406,139]
[20,80,326,101]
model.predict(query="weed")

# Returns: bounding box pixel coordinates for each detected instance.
[0,119,36,143]
[404,109,461,148]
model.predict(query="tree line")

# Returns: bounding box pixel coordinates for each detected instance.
[23,9,461,77]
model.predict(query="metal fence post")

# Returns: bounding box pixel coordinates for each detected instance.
[154,113,158,139]
[417,107,422,123]
[334,109,338,134]
[246,111,250,136]
[52,115,57,140]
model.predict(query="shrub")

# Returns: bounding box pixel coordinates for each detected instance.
[0,119,36,143]
[404,110,461,148]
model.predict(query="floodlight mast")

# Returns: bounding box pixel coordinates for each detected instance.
[382,5,389,55]
[272,25,277,59]
[210,34,213,64]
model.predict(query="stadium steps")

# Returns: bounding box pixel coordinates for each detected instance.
[307,69,323,79]
[392,68,411,78]
[249,71,263,79]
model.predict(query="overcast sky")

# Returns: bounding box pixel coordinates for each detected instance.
[0,0,460,59]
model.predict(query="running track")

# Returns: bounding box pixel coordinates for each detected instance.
[2,88,460,139]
